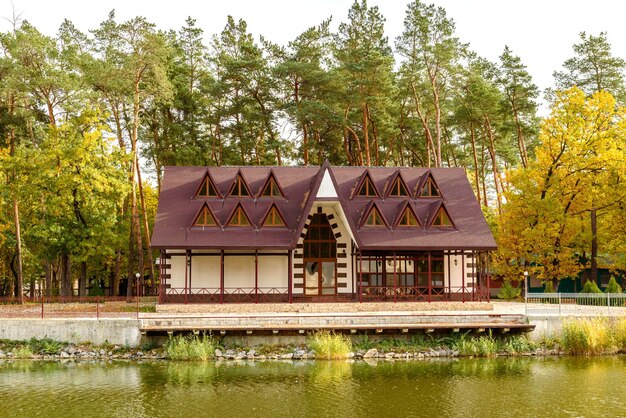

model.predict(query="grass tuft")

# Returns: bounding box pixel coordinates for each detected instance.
[560,318,612,355]
[307,331,352,360]
[165,334,217,361]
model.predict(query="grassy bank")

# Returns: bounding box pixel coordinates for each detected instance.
[4,320,626,361]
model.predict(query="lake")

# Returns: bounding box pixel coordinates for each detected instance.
[1,357,624,417]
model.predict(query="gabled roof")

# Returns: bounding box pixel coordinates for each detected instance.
[152,164,496,250]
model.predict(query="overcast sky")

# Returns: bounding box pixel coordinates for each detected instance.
[2,0,626,99]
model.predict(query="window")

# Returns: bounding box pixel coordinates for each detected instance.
[364,206,386,227]
[229,174,251,197]
[260,174,283,198]
[388,176,410,197]
[196,175,220,198]
[193,205,217,227]
[432,207,453,227]
[357,174,379,197]
[263,205,286,227]
[397,206,419,227]
[228,205,251,226]
[420,177,440,197]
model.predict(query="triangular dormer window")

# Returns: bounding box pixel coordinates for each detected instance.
[420,176,441,198]
[196,173,220,198]
[229,173,251,197]
[397,205,420,227]
[432,206,453,227]
[227,204,251,227]
[356,173,379,198]
[262,205,286,227]
[388,175,410,197]
[260,173,284,198]
[363,205,386,227]
[193,205,218,227]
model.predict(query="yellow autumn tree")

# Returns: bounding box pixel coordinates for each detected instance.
[495,88,626,286]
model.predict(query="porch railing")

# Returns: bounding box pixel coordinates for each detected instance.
[161,287,290,304]
[525,293,626,316]
[359,285,489,303]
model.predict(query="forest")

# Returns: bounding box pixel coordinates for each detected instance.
[1,0,625,299]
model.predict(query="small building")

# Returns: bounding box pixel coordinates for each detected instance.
[151,162,496,303]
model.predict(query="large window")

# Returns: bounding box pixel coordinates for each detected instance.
[360,252,445,291]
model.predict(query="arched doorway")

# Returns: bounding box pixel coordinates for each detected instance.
[303,213,337,296]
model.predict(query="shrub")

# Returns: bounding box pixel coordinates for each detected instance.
[560,318,612,355]
[605,276,622,293]
[612,318,626,350]
[13,346,33,358]
[581,280,602,294]
[452,332,500,357]
[165,334,217,361]
[497,280,521,300]
[28,337,63,355]
[543,281,555,293]
[307,331,352,360]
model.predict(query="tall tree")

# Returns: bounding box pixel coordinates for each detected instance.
[335,0,396,166]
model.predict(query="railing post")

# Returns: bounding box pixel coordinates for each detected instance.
[96,296,100,320]
[558,293,562,317]
[607,292,610,315]
[41,294,44,319]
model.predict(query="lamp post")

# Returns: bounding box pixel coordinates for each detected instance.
[135,273,141,297]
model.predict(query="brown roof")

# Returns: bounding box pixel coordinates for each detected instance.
[151,163,497,251]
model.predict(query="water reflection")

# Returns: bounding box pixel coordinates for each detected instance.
[1,358,625,418]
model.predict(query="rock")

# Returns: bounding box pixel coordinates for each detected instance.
[67,347,77,355]
[347,352,355,359]
[60,351,70,358]
[451,350,459,357]
[247,349,257,357]
[136,351,144,357]
[363,348,378,358]
[214,349,223,357]
[225,349,235,356]
[0,350,4,358]
[99,349,106,356]
[385,352,395,358]
[237,351,247,358]
[282,353,294,360]
[417,353,425,359]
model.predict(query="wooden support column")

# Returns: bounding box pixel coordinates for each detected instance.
[461,252,466,303]
[185,250,191,305]
[158,250,165,304]
[358,252,363,303]
[472,251,476,301]
[288,250,293,303]
[255,250,259,304]
[428,251,433,303]
[447,251,451,299]
[393,251,397,303]
[220,250,225,304]
[486,252,491,302]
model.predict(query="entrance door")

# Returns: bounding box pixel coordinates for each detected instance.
[303,213,337,296]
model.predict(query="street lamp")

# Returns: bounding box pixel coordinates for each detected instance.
[135,273,141,297]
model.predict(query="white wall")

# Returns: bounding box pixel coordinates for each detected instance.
[224,255,255,289]
[258,255,288,289]
[190,255,220,289]
[169,255,186,288]
[446,253,476,289]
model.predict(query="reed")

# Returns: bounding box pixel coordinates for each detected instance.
[560,318,612,355]
[165,334,217,361]
[307,331,352,360]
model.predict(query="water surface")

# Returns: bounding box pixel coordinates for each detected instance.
[1,357,624,417]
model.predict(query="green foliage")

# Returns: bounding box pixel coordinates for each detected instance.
[28,338,64,355]
[544,281,555,293]
[497,280,521,300]
[307,330,352,360]
[12,346,33,358]
[581,280,602,294]
[165,334,217,361]
[605,276,622,293]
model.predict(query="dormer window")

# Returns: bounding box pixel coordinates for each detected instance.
[196,173,220,198]
[227,204,251,226]
[432,206,453,227]
[388,175,410,197]
[193,205,217,227]
[356,173,379,197]
[397,205,420,227]
[260,173,284,198]
[262,205,286,227]
[229,173,251,197]
[420,176,441,197]
[363,205,386,227]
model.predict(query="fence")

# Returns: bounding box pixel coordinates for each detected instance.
[0,296,156,319]
[525,293,626,316]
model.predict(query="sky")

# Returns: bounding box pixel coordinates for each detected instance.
[2,0,626,103]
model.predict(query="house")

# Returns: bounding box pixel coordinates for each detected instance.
[151,161,496,303]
